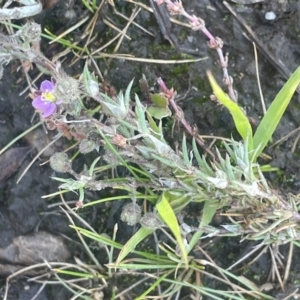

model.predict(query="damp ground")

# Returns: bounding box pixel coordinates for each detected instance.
[0,0,300,299]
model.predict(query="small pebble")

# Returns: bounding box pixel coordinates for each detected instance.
[265,11,276,20]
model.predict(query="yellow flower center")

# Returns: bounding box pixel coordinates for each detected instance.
[42,91,56,102]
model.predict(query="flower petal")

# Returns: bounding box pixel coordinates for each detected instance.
[40,80,54,92]
[42,103,56,118]
[32,96,49,110]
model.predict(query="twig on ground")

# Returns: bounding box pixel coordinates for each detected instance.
[157,77,215,158]
[154,0,238,102]
[283,242,293,286]
[268,245,284,291]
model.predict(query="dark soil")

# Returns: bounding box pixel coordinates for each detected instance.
[0,0,300,299]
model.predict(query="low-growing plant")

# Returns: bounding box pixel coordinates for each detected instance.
[1,0,300,299]
[208,67,300,161]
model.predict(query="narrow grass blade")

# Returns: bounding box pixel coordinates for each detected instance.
[182,134,191,167]
[135,94,148,134]
[72,226,173,263]
[124,79,134,111]
[136,271,172,300]
[54,269,100,279]
[207,71,253,150]
[146,112,162,140]
[116,227,153,265]
[156,192,189,267]
[253,65,300,161]
[0,121,42,156]
[188,200,218,252]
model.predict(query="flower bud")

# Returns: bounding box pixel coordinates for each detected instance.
[120,203,142,226]
[88,132,101,143]
[140,212,163,230]
[50,152,72,173]
[63,100,82,117]
[19,21,41,43]
[79,139,98,154]
[54,76,79,104]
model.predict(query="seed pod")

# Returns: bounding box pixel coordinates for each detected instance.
[120,203,142,226]
[50,152,72,173]
[79,138,98,154]
[88,132,101,143]
[54,75,80,104]
[140,212,163,230]
[19,21,41,43]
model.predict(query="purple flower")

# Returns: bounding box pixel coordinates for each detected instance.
[32,80,62,118]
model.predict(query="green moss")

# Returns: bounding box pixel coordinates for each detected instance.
[150,43,173,53]
[189,75,212,105]
[241,266,250,276]
[178,29,188,42]
[170,64,189,76]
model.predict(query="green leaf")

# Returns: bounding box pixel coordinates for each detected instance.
[147,93,171,119]
[182,134,191,167]
[146,113,167,144]
[89,156,101,177]
[151,153,178,168]
[253,65,300,161]
[99,95,127,119]
[156,192,189,267]
[135,94,148,134]
[147,106,171,120]
[162,190,192,213]
[188,200,218,252]
[116,227,153,265]
[136,271,171,300]
[148,135,176,156]
[71,226,172,262]
[150,93,169,107]
[146,112,161,138]
[82,63,99,97]
[207,71,253,150]
[192,138,214,176]
[124,79,134,111]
